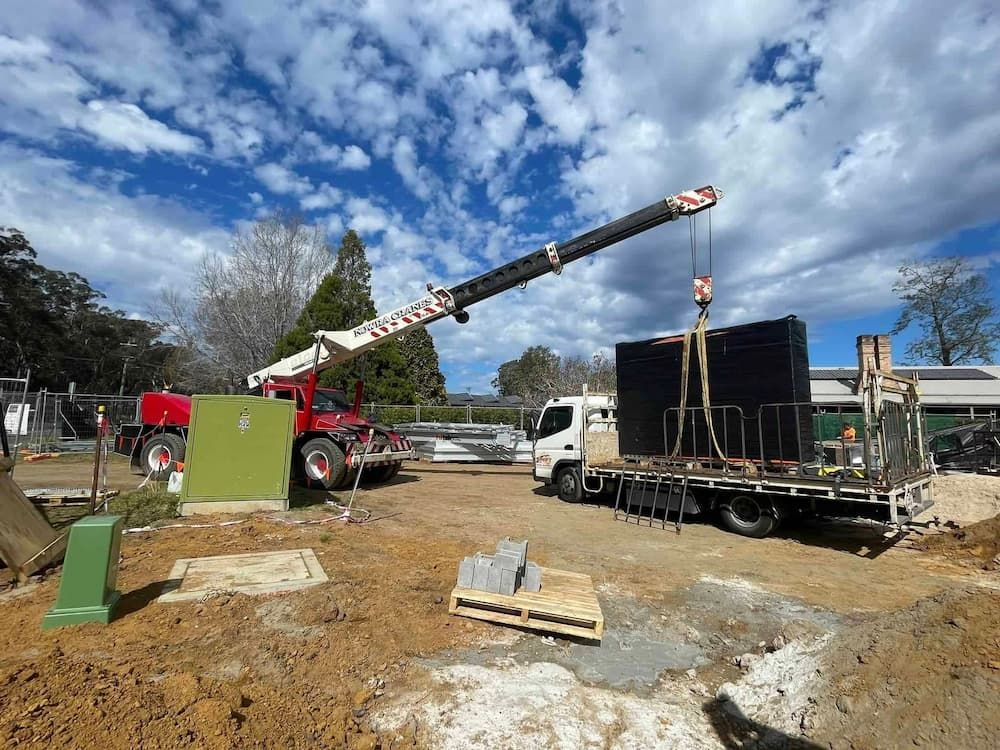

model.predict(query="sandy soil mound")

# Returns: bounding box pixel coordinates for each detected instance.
[916,514,1000,570]
[809,588,1000,750]
[921,474,1000,525]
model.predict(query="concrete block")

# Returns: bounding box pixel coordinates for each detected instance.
[523,562,542,593]
[457,557,475,589]
[486,564,502,594]
[495,550,521,573]
[496,538,527,569]
[472,555,492,590]
[499,568,519,596]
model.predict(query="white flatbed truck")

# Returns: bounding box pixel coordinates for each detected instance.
[532,378,935,538]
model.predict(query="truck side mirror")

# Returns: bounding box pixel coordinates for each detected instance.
[525,422,535,440]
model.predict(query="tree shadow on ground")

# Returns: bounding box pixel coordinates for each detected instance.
[703,697,824,749]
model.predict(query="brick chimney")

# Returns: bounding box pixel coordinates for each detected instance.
[855,334,893,393]
[855,335,875,394]
[874,334,892,373]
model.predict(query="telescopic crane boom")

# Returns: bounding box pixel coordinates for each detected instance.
[247,185,723,389]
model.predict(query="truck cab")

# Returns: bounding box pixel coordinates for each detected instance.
[533,393,618,502]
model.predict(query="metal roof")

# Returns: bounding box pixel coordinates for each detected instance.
[810,367,997,381]
[446,392,524,407]
[810,366,1000,407]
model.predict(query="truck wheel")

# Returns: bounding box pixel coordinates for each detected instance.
[556,466,584,503]
[364,462,399,483]
[336,467,359,490]
[140,433,185,481]
[719,494,777,538]
[300,438,347,490]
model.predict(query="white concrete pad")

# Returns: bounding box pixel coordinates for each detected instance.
[158,548,328,602]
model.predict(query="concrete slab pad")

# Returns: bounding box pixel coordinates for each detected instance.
[158,548,327,603]
[179,499,288,516]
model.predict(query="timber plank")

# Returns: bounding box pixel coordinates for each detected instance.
[0,473,67,581]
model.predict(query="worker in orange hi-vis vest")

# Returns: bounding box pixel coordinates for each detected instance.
[842,423,857,441]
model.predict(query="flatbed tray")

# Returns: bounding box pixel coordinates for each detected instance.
[449,566,604,641]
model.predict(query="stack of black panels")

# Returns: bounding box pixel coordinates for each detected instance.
[615,316,814,464]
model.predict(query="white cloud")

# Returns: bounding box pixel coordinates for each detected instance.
[299,182,342,211]
[340,144,371,170]
[79,100,203,155]
[299,133,371,170]
[249,191,263,204]
[0,34,202,156]
[346,197,393,235]
[254,162,312,195]
[392,136,434,200]
[0,142,228,312]
[497,195,528,216]
[521,64,591,144]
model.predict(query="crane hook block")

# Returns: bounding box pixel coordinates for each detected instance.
[544,242,563,275]
[694,276,713,308]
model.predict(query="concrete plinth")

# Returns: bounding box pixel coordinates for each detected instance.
[179,499,288,516]
[158,548,327,602]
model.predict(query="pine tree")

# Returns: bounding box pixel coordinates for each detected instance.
[398,326,448,404]
[271,230,417,404]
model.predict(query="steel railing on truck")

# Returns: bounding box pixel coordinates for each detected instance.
[611,398,933,528]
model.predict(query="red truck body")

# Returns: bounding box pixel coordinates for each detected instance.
[115,378,412,489]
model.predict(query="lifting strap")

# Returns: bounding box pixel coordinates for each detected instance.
[669,309,728,462]
[671,207,727,463]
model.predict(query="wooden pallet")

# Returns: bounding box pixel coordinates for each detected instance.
[22,488,119,506]
[449,566,604,641]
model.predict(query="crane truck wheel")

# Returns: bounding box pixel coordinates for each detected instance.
[719,494,777,538]
[300,438,347,490]
[364,462,401,483]
[556,466,584,503]
[335,467,358,490]
[139,433,186,481]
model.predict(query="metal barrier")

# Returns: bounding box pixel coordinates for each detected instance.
[662,404,748,475]
[23,391,140,452]
[656,400,929,490]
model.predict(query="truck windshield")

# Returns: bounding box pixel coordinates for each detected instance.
[313,389,351,412]
[536,405,573,438]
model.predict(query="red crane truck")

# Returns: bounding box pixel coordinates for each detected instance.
[115,184,723,490]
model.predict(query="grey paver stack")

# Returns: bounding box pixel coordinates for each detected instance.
[456,537,542,595]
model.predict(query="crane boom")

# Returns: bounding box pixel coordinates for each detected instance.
[247,185,722,388]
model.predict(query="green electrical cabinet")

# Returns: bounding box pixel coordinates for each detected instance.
[43,515,123,629]
[179,395,295,515]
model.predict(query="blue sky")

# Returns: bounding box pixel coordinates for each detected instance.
[2,0,998,393]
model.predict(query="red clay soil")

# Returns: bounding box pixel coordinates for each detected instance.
[0,518,484,749]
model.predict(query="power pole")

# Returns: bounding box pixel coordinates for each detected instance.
[118,340,138,397]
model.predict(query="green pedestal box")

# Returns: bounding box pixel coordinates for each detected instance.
[179,395,295,515]
[42,515,123,629]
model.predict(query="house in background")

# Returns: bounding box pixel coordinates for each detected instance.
[810,365,1000,421]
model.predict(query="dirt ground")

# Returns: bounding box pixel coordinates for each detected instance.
[2,459,998,748]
